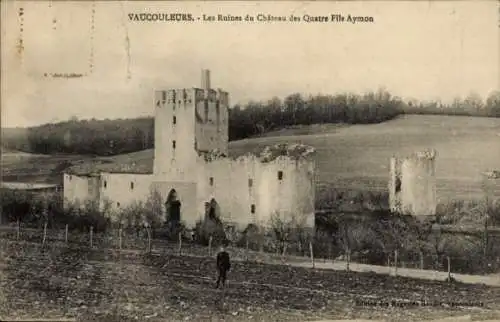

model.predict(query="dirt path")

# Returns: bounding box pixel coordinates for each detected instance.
[274,258,500,288]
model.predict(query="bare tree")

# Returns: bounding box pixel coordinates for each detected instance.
[373,215,418,266]
[428,226,448,270]
[269,212,309,256]
[119,201,144,236]
[144,189,164,238]
[336,218,351,259]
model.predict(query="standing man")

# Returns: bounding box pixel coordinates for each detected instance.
[215,242,231,289]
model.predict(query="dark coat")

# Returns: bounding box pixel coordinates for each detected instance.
[216,251,231,271]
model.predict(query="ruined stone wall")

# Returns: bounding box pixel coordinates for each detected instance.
[98,173,153,212]
[400,152,437,217]
[388,150,437,217]
[256,156,315,229]
[65,154,315,231]
[63,173,100,208]
[196,155,315,231]
[482,171,500,207]
[388,157,402,213]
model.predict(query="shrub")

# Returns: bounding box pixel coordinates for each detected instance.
[193,217,228,246]
[69,200,111,233]
[159,220,187,241]
[236,223,261,251]
[268,212,312,255]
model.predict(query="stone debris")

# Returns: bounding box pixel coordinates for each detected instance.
[411,149,437,160]
[199,149,227,162]
[483,170,500,180]
[200,143,315,163]
[259,143,316,163]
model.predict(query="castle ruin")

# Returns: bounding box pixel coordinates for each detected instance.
[63,70,316,231]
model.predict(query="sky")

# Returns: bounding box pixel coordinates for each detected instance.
[1,1,498,128]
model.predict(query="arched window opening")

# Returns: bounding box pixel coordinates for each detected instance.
[205,198,222,224]
[165,189,181,223]
[395,176,402,193]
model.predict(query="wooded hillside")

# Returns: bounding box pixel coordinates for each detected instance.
[2,90,499,156]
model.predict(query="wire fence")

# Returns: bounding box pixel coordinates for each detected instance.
[2,222,500,278]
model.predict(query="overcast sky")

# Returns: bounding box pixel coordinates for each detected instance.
[1,1,498,128]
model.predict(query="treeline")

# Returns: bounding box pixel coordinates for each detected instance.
[403,91,500,118]
[2,90,499,156]
[2,117,154,156]
[228,91,403,140]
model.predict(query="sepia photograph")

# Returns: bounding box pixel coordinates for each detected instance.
[1,1,499,321]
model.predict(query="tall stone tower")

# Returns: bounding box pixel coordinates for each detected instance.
[153,70,230,182]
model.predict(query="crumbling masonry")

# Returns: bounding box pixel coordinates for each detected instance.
[389,149,438,217]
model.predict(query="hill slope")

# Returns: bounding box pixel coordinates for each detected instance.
[62,115,500,201]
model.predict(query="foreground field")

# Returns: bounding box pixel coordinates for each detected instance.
[1,241,500,321]
[2,115,500,201]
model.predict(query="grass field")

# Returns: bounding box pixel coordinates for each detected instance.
[2,115,500,201]
[2,240,500,321]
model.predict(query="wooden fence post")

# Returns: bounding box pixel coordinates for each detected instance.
[394,249,398,276]
[346,247,350,272]
[245,237,249,262]
[42,221,47,246]
[309,241,315,269]
[447,256,451,279]
[119,227,123,250]
[16,219,20,240]
[145,225,151,253]
[178,231,182,256]
[65,224,68,243]
[90,226,93,248]
[281,243,288,263]
[208,235,213,256]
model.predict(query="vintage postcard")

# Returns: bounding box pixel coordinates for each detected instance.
[1,0,499,321]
